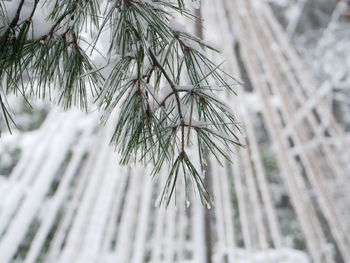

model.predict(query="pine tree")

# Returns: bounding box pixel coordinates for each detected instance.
[0,0,241,205]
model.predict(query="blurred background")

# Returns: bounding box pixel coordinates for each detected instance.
[0,0,350,262]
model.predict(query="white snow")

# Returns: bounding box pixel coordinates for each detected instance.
[169,18,186,33]
[191,0,201,10]
[233,248,310,263]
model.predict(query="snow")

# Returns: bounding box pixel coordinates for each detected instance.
[1,0,19,22]
[265,0,290,8]
[158,84,174,104]
[0,176,10,210]
[233,248,310,263]
[105,248,309,263]
[199,39,222,52]
[169,18,186,33]
[183,37,203,52]
[191,0,201,10]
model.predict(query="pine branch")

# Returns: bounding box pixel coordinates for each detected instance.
[0,0,242,207]
[148,48,186,156]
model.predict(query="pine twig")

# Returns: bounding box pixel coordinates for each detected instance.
[148,48,186,156]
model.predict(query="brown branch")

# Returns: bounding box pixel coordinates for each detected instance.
[148,48,186,156]
[143,66,155,83]
[172,123,201,130]
[0,0,26,43]
[187,99,194,145]
[28,0,40,21]
[160,88,195,106]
